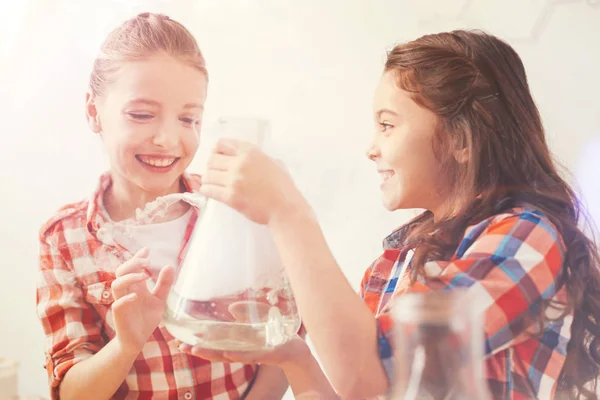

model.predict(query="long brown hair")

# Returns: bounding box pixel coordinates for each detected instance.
[385,30,600,399]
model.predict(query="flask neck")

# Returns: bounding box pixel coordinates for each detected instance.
[390,292,490,400]
[217,117,269,148]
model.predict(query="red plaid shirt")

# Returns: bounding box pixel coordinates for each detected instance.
[361,207,572,399]
[36,172,257,400]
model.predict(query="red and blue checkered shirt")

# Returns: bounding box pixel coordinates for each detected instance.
[361,207,571,399]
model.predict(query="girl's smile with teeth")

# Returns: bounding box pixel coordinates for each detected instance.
[136,155,178,168]
[378,170,395,183]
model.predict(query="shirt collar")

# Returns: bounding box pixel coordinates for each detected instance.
[86,171,201,236]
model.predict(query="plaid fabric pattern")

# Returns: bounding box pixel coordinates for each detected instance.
[36,172,257,400]
[360,208,572,399]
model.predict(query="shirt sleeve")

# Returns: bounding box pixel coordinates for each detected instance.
[359,260,396,382]
[36,233,106,399]
[375,211,565,381]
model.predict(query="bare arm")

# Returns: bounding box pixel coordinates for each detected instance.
[268,205,388,399]
[56,248,175,399]
[244,365,289,400]
[182,336,339,399]
[59,338,138,400]
[196,140,388,398]
[281,346,340,399]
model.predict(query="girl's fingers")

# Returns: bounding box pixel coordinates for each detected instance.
[112,272,149,299]
[178,344,231,363]
[201,170,230,187]
[214,138,241,156]
[206,153,235,171]
[198,184,231,204]
[151,265,175,301]
[116,248,150,277]
[112,292,138,311]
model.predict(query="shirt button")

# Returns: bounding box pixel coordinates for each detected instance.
[184,392,193,400]
[102,290,111,299]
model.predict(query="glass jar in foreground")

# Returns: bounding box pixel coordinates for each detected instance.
[389,290,491,400]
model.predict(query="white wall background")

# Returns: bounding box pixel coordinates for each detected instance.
[0,0,599,398]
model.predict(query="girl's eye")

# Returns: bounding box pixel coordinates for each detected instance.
[380,122,393,132]
[180,117,201,126]
[129,113,153,120]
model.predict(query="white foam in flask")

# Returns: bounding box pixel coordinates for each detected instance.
[174,116,282,300]
[174,198,283,301]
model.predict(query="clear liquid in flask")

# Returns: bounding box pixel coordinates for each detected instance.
[164,285,301,351]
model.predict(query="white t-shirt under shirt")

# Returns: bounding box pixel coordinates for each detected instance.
[112,208,194,273]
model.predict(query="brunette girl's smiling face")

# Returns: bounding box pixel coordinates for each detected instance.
[366,70,444,214]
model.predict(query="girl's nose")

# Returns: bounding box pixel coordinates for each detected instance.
[365,139,380,161]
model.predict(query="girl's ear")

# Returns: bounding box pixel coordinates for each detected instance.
[453,148,469,164]
[85,91,102,133]
[450,131,469,164]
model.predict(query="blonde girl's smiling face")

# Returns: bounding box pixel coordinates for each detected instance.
[87,51,208,197]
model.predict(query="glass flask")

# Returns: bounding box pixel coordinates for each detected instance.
[162,117,302,351]
[389,290,491,400]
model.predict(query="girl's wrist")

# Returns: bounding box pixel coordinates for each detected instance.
[269,193,314,230]
[279,339,314,372]
[115,335,143,358]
